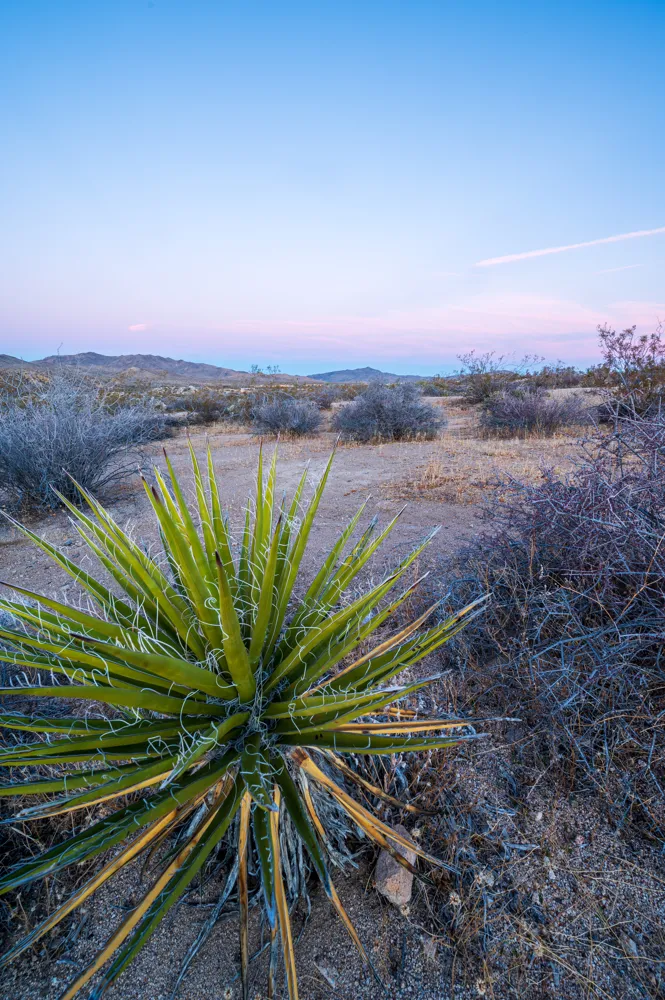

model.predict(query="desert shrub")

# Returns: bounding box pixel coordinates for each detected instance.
[182,388,224,424]
[0,446,480,998]
[436,408,665,836]
[309,384,341,409]
[251,394,321,436]
[332,383,443,442]
[528,361,583,389]
[0,369,171,511]
[479,385,589,436]
[583,322,665,412]
[218,390,260,424]
[456,350,544,403]
[419,379,448,396]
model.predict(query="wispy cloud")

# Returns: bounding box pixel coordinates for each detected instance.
[595,263,644,275]
[203,296,665,364]
[128,323,147,331]
[475,226,665,267]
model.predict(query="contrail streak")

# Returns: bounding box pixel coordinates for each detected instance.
[475,226,665,267]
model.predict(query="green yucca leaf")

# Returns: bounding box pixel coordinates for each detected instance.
[0,445,486,999]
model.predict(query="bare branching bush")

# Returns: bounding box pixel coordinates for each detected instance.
[584,322,665,413]
[0,369,170,510]
[456,350,544,403]
[528,361,583,389]
[479,386,589,436]
[437,405,665,837]
[251,394,322,435]
[332,383,442,442]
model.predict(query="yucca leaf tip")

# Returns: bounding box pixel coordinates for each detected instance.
[0,444,486,999]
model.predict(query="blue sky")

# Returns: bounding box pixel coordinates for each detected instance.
[1,0,664,374]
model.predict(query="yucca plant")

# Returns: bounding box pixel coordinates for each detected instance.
[0,445,484,999]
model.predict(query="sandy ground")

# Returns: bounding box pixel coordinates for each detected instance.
[2,405,663,1000]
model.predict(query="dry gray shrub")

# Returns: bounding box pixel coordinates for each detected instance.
[480,385,588,436]
[332,383,443,442]
[0,369,170,511]
[251,395,322,436]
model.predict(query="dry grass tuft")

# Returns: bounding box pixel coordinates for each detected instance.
[385,404,580,505]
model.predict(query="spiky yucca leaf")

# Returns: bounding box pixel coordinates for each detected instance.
[0,445,485,1000]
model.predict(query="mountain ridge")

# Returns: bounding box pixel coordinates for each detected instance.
[0,353,429,384]
[36,352,246,379]
[0,352,312,384]
[308,365,425,383]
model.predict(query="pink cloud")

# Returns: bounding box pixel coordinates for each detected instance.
[128,323,147,332]
[204,295,665,363]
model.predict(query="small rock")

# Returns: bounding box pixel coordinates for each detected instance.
[374,823,416,908]
[422,936,437,961]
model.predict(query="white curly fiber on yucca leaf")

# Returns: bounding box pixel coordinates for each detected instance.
[0,443,486,1000]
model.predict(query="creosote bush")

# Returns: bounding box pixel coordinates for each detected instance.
[479,386,589,437]
[251,395,322,436]
[0,445,483,998]
[332,383,442,442]
[583,322,665,413]
[455,350,544,404]
[0,370,171,511]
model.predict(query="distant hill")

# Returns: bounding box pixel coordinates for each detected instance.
[0,354,35,368]
[308,366,425,383]
[0,353,427,385]
[0,352,312,385]
[35,352,246,380]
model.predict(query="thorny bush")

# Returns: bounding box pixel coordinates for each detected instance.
[438,403,665,838]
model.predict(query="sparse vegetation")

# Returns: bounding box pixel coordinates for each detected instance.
[251,395,322,435]
[3,326,665,1000]
[0,369,171,511]
[455,350,544,403]
[479,385,589,436]
[333,383,442,442]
